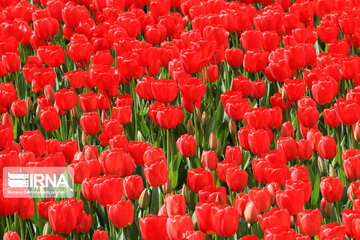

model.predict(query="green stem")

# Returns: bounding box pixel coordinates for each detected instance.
[68,111,74,139]
[131,78,138,141]
[19,218,24,240]
[124,227,131,240]
[6,215,11,231]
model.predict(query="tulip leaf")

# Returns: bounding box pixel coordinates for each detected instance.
[311,173,320,207]
[169,152,182,189]
[139,120,150,137]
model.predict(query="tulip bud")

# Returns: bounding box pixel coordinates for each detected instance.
[101,110,108,123]
[82,132,89,146]
[317,156,326,174]
[43,222,52,235]
[216,193,226,206]
[209,132,217,150]
[244,201,259,223]
[70,107,79,119]
[329,163,337,177]
[320,197,332,217]
[195,108,201,122]
[281,88,287,101]
[267,182,279,205]
[139,189,149,210]
[137,130,145,142]
[181,184,190,204]
[44,85,55,103]
[229,119,237,134]
[353,122,360,142]
[162,179,172,195]
[26,97,34,112]
[64,77,71,88]
[1,113,12,125]
[187,120,195,136]
[216,138,222,155]
[201,111,208,126]
[36,105,41,120]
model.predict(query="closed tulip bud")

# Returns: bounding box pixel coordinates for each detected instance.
[27,97,34,112]
[137,131,145,142]
[139,189,149,210]
[216,193,226,206]
[353,122,360,141]
[187,120,195,135]
[44,85,55,103]
[281,88,287,101]
[65,77,71,88]
[82,132,89,146]
[317,156,326,174]
[2,113,12,125]
[101,110,108,123]
[70,107,79,119]
[201,111,208,126]
[162,179,172,195]
[216,138,222,155]
[267,182,279,205]
[244,201,259,223]
[36,105,41,120]
[329,163,337,177]
[229,119,237,134]
[181,184,190,204]
[209,132,217,150]
[43,222,52,235]
[195,108,201,122]
[320,197,332,217]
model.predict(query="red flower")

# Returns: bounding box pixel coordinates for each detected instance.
[107,200,133,228]
[187,168,215,193]
[176,134,196,158]
[48,198,83,234]
[140,215,168,240]
[320,177,343,203]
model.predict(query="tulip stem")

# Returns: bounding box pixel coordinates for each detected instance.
[19,218,24,240]
[5,215,11,230]
[131,78,138,141]
[68,111,74,139]
[124,227,131,240]
[333,202,342,224]
[167,129,172,168]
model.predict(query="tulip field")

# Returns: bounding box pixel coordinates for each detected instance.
[2,0,360,239]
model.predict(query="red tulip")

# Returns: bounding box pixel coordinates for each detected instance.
[211,204,239,237]
[123,175,144,200]
[320,177,343,203]
[107,200,133,228]
[93,176,123,206]
[201,150,218,171]
[296,209,322,236]
[92,230,109,240]
[48,198,83,234]
[187,168,215,193]
[317,136,337,159]
[176,134,196,158]
[165,194,186,217]
[276,188,304,215]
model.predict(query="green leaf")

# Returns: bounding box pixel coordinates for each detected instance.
[169,152,182,189]
[139,120,150,137]
[311,173,321,207]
